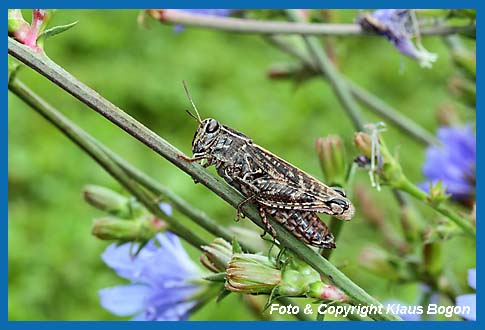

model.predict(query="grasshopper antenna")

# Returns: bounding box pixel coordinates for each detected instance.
[182,80,202,124]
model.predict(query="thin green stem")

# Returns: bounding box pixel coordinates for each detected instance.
[285,10,365,131]
[346,81,439,145]
[153,9,474,37]
[8,39,400,320]
[398,177,475,237]
[279,14,429,258]
[10,77,310,322]
[92,142,244,250]
[265,35,438,146]
[9,78,207,251]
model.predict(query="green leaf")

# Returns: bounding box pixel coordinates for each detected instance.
[37,21,78,42]
[203,272,227,282]
[232,236,242,253]
[216,288,231,303]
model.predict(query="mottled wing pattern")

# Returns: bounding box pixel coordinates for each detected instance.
[244,143,354,220]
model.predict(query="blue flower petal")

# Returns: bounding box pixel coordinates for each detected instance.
[158,202,173,216]
[100,232,201,321]
[468,269,476,290]
[456,294,476,321]
[99,284,149,316]
[101,241,158,282]
[421,125,476,200]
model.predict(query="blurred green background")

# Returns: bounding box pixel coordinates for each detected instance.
[8,10,475,320]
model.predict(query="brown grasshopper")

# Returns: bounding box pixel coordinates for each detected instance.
[180,83,354,248]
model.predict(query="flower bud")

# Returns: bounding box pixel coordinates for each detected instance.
[436,104,460,126]
[308,282,347,302]
[278,258,319,296]
[353,132,373,158]
[450,48,476,80]
[8,10,30,39]
[426,180,450,206]
[354,129,407,191]
[399,205,422,243]
[92,216,167,242]
[228,226,271,253]
[200,238,233,273]
[225,254,281,294]
[448,76,476,107]
[423,221,461,243]
[423,242,442,278]
[315,135,348,187]
[359,245,402,280]
[83,185,140,218]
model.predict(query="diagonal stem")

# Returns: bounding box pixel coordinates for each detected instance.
[8,38,400,320]
[9,78,207,251]
[265,35,439,146]
[285,10,365,131]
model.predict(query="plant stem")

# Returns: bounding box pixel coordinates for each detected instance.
[92,142,244,250]
[151,9,474,37]
[398,177,475,237]
[8,39,400,320]
[282,13,430,255]
[286,9,364,131]
[9,78,207,251]
[265,35,438,146]
[346,81,440,146]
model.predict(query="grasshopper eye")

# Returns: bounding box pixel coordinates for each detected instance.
[206,119,219,133]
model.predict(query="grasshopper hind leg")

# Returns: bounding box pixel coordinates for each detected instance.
[258,206,277,239]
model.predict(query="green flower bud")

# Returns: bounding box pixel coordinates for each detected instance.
[200,238,233,273]
[451,49,476,80]
[426,180,450,206]
[278,258,319,296]
[358,245,402,281]
[423,221,461,243]
[8,10,30,39]
[91,216,167,242]
[228,226,271,253]
[83,185,142,219]
[225,254,281,294]
[308,282,347,302]
[315,135,348,187]
[354,129,413,192]
[449,75,476,107]
[423,242,442,278]
[399,205,423,243]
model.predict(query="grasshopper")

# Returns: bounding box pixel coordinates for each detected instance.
[180,83,354,248]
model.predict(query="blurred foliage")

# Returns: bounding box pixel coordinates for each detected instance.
[8,10,475,320]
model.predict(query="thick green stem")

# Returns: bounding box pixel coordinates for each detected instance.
[9,79,207,251]
[8,39,400,320]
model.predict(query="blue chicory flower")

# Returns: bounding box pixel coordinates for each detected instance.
[456,269,476,321]
[173,9,233,32]
[359,9,437,68]
[99,224,202,320]
[421,125,476,201]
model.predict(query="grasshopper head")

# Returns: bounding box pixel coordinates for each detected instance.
[192,118,222,156]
